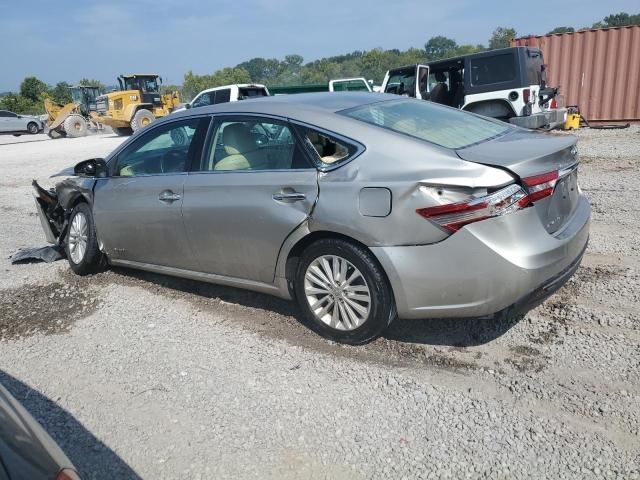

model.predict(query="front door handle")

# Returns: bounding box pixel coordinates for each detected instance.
[159,190,182,203]
[273,192,306,202]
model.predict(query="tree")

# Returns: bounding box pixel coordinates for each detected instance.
[425,36,458,60]
[182,67,251,100]
[50,81,72,104]
[488,27,517,49]
[548,26,575,34]
[78,78,105,90]
[454,44,486,55]
[20,76,49,102]
[601,12,640,27]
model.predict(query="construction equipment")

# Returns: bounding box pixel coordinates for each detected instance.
[44,86,104,139]
[92,74,181,136]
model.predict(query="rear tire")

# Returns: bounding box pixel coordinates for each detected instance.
[47,128,65,139]
[113,127,133,136]
[131,109,155,132]
[63,115,88,138]
[65,203,107,276]
[294,238,396,344]
[27,122,39,134]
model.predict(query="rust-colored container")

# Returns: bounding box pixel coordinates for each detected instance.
[511,26,640,122]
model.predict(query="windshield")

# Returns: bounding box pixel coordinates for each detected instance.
[124,77,158,93]
[341,99,511,150]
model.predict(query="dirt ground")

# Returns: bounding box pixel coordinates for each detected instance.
[0,128,638,479]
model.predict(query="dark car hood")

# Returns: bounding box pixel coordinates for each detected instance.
[0,383,73,479]
[456,129,578,178]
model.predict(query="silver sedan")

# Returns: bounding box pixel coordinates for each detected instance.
[34,93,590,344]
[0,110,43,135]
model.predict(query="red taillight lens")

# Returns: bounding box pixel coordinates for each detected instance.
[522,170,559,202]
[550,98,558,109]
[416,184,529,233]
[523,88,531,104]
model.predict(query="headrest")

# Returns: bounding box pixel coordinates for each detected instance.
[222,123,254,155]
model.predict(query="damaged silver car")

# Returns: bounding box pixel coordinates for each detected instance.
[33,93,590,344]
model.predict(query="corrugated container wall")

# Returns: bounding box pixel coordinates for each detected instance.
[511,26,640,121]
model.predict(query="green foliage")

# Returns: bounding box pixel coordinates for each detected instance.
[548,26,575,34]
[0,92,42,115]
[182,67,251,100]
[50,82,72,104]
[601,12,640,27]
[78,78,105,90]
[20,76,49,102]
[488,27,517,49]
[425,36,458,60]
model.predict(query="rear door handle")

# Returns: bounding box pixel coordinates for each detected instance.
[273,192,306,202]
[159,191,182,203]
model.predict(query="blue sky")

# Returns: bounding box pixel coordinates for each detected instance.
[0,0,637,91]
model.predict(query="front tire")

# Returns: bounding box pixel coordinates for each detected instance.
[65,203,106,275]
[63,115,88,138]
[27,122,39,134]
[294,238,396,344]
[130,109,155,132]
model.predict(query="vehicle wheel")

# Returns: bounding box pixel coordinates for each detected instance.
[65,203,106,276]
[131,109,155,132]
[47,128,65,139]
[113,127,133,136]
[27,122,39,134]
[294,238,396,344]
[63,115,88,138]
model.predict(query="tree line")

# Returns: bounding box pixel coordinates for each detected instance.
[2,11,637,112]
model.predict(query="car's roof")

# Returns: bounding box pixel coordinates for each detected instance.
[169,92,395,131]
[196,84,267,94]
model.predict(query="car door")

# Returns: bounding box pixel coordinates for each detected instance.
[181,115,318,284]
[93,116,209,268]
[0,111,10,132]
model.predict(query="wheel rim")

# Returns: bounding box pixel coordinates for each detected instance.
[29,124,37,133]
[68,212,88,264]
[73,121,82,131]
[304,255,371,331]
[141,117,150,126]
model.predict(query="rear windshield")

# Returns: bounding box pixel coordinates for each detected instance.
[470,53,516,86]
[238,87,268,100]
[341,99,511,149]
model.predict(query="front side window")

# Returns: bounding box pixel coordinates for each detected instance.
[200,117,309,171]
[385,69,417,97]
[191,92,213,108]
[342,99,510,150]
[114,118,204,176]
[470,53,516,86]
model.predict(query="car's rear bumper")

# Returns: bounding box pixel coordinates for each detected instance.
[510,108,567,130]
[371,194,590,319]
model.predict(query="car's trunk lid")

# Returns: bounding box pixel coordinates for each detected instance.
[456,129,580,234]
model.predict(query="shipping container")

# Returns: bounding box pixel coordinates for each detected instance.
[511,26,640,122]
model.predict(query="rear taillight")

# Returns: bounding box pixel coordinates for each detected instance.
[416,184,529,233]
[522,171,559,202]
[523,88,531,104]
[550,98,558,109]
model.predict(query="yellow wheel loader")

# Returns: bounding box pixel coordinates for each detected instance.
[91,74,181,136]
[44,86,104,139]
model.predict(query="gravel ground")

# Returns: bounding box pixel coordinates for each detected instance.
[0,127,639,479]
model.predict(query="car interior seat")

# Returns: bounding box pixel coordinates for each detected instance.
[429,72,449,105]
[215,123,263,170]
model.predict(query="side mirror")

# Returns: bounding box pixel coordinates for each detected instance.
[185,103,191,109]
[74,158,107,177]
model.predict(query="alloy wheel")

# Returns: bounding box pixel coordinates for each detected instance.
[68,212,88,264]
[304,255,371,331]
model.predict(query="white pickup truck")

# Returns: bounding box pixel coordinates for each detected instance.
[381,47,566,129]
[175,84,270,113]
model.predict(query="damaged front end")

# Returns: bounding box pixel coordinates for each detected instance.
[32,180,65,244]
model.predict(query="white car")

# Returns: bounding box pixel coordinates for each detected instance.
[0,110,44,136]
[175,84,270,113]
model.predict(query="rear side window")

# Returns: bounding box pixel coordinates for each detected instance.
[470,53,516,86]
[214,89,231,104]
[297,127,358,167]
[238,87,268,99]
[341,99,510,150]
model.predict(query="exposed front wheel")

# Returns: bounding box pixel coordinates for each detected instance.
[131,109,155,132]
[27,122,39,134]
[63,115,88,138]
[65,203,106,275]
[294,238,396,344]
